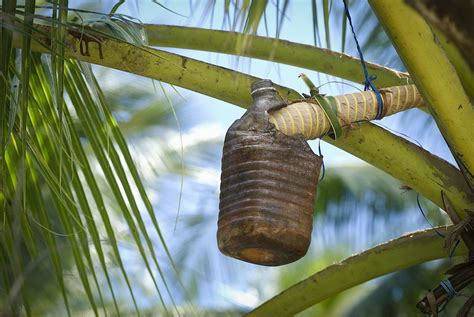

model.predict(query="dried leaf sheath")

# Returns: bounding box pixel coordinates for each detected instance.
[270,84,423,139]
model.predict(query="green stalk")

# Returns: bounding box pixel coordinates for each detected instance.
[145,25,410,87]
[435,30,474,101]
[247,226,467,316]
[369,0,474,192]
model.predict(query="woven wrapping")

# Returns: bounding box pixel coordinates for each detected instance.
[269,85,423,139]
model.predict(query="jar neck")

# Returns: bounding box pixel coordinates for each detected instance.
[251,79,278,101]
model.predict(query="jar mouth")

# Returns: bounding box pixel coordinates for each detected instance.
[250,86,276,95]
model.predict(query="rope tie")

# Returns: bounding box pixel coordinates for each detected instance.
[437,279,460,313]
[342,0,384,119]
[440,279,459,300]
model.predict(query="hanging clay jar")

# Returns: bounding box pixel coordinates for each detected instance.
[217,79,322,266]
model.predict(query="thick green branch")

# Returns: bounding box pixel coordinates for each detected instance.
[145,25,411,87]
[12,22,300,107]
[12,22,473,214]
[435,30,474,101]
[247,226,467,316]
[369,0,474,190]
[325,123,473,215]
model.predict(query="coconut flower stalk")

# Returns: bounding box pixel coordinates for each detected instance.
[269,84,423,140]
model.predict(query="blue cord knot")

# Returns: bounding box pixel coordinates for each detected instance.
[364,75,378,91]
[364,76,384,120]
[342,0,385,120]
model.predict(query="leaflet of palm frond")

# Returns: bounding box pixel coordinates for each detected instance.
[1,45,185,314]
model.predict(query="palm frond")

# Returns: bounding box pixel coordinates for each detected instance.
[0,8,184,314]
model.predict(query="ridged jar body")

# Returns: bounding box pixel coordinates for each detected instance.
[217,81,322,266]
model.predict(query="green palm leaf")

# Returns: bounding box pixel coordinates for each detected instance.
[1,8,184,314]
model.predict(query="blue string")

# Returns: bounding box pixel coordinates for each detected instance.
[342,0,384,119]
[438,279,462,312]
[440,279,459,299]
